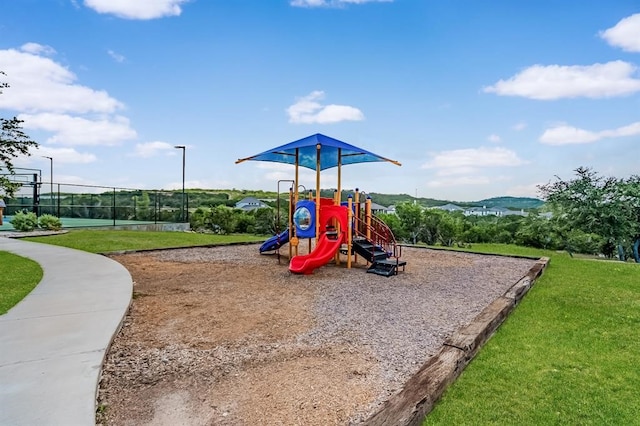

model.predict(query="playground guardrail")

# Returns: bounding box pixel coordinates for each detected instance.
[353,214,402,260]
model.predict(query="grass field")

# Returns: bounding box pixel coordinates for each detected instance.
[21,229,264,253]
[0,251,43,315]
[424,244,640,425]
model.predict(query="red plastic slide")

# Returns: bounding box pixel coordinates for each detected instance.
[289,233,344,275]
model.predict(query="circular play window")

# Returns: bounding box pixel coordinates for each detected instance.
[293,206,312,231]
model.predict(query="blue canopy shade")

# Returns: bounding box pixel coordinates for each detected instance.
[235,133,401,171]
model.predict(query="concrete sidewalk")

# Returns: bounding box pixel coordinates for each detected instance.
[0,237,132,425]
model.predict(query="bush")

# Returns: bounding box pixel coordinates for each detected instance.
[189,207,210,231]
[39,214,62,231]
[10,211,39,232]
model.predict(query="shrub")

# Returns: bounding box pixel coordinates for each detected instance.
[189,207,210,231]
[10,211,39,232]
[39,214,62,231]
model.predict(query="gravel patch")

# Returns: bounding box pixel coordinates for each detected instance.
[98,244,538,425]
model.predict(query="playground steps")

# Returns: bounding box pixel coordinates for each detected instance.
[352,237,406,277]
[351,237,388,263]
[367,258,407,277]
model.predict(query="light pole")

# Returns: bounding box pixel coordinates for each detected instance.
[174,146,186,222]
[42,156,53,214]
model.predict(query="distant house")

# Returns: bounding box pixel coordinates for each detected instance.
[463,206,528,217]
[235,197,269,211]
[435,203,464,213]
[464,206,503,217]
[369,202,390,214]
[464,206,485,216]
[503,209,529,217]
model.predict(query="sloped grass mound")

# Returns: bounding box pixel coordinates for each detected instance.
[425,245,640,425]
[0,251,43,314]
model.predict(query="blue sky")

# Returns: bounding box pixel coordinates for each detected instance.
[1,0,639,201]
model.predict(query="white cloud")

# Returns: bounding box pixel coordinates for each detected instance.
[426,175,491,188]
[256,162,295,171]
[107,49,126,63]
[0,46,123,113]
[483,61,640,100]
[287,91,365,124]
[540,121,640,145]
[133,141,175,158]
[19,42,56,56]
[33,146,97,164]
[45,174,103,190]
[422,147,527,176]
[487,134,501,143]
[1,43,139,156]
[600,13,640,52]
[512,121,527,131]
[291,0,392,6]
[255,162,317,183]
[506,183,542,198]
[291,0,326,6]
[165,179,229,190]
[19,113,137,146]
[83,0,189,20]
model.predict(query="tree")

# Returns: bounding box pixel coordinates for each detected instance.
[395,202,423,244]
[376,212,404,241]
[232,209,255,233]
[420,209,443,245]
[514,215,559,250]
[254,207,277,235]
[1,72,38,197]
[538,167,640,261]
[437,213,461,247]
[136,191,152,220]
[209,205,235,234]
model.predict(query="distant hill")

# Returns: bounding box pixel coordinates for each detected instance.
[366,194,543,210]
[164,189,543,211]
[474,196,544,209]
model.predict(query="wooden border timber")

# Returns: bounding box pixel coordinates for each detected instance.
[364,256,549,426]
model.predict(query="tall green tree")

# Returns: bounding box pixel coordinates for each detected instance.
[538,167,640,261]
[1,72,38,197]
[137,191,152,220]
[209,205,236,234]
[437,213,462,247]
[395,202,423,244]
[420,209,443,245]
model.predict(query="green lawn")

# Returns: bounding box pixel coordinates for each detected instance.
[0,251,43,315]
[21,229,264,253]
[425,244,640,425]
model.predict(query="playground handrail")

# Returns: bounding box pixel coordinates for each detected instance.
[352,214,402,260]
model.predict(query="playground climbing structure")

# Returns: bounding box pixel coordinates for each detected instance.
[237,133,405,276]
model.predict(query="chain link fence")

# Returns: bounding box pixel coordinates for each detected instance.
[2,172,188,227]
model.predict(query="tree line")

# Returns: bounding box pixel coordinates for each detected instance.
[379,167,638,262]
[189,167,639,263]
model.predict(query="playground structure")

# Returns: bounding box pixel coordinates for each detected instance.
[264,188,406,276]
[237,133,406,276]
